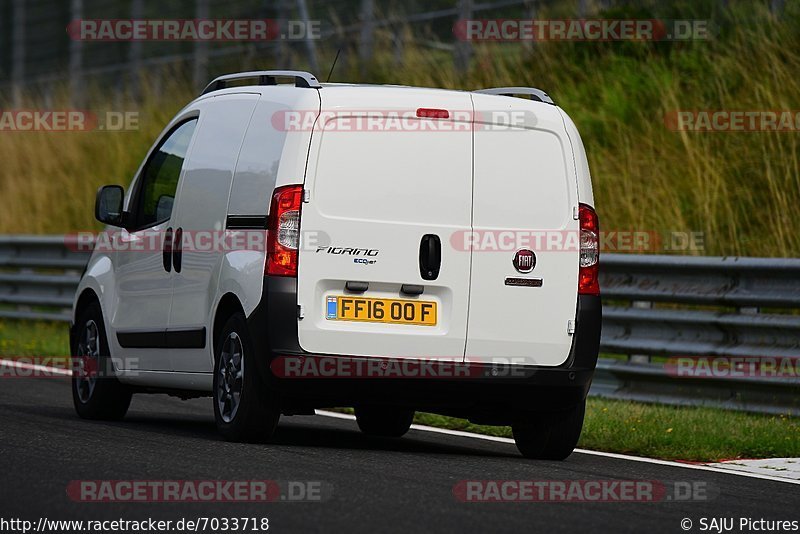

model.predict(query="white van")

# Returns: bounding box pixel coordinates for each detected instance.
[72,71,601,460]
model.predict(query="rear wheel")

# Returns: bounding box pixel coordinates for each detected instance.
[71,302,132,420]
[213,312,280,442]
[512,400,586,460]
[355,406,414,438]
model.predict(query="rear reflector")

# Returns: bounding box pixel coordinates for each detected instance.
[267,185,303,277]
[578,204,600,296]
[416,108,450,119]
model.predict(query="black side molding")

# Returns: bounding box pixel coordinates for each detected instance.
[226,215,267,230]
[117,328,206,349]
[117,330,165,349]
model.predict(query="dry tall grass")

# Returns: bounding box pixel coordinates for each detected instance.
[1,3,798,256]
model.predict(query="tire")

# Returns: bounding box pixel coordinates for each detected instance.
[512,400,586,460]
[71,301,132,420]
[213,312,280,442]
[355,406,414,438]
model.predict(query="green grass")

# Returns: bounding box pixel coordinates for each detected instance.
[2,2,800,257]
[410,401,800,462]
[339,401,800,462]
[0,320,70,363]
[1,319,796,462]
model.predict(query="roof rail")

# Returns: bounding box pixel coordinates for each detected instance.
[201,70,321,95]
[473,87,555,105]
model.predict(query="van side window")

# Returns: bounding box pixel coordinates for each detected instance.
[134,118,198,229]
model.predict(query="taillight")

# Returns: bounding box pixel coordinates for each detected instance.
[267,185,303,277]
[578,203,600,296]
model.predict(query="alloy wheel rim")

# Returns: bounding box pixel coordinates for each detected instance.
[75,320,100,403]
[217,332,244,423]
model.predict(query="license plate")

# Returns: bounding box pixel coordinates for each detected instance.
[326,296,437,326]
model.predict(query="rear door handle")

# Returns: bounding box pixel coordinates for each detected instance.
[163,227,173,272]
[345,281,369,293]
[419,234,441,281]
[401,284,424,295]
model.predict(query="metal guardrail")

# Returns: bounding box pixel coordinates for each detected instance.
[596,255,800,414]
[1,235,798,414]
[0,236,92,322]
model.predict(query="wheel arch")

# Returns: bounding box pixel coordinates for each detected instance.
[213,293,246,349]
[71,288,102,351]
[74,288,101,318]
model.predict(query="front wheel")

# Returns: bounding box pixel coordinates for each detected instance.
[213,312,280,442]
[355,406,415,438]
[71,302,132,420]
[512,400,586,460]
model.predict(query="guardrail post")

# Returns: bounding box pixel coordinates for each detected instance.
[522,0,538,52]
[11,0,25,107]
[359,0,375,75]
[392,25,404,66]
[454,0,473,74]
[129,0,144,101]
[296,0,319,73]
[628,300,652,364]
[193,0,210,92]
[69,0,84,107]
[274,0,291,68]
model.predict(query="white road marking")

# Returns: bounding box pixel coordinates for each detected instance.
[316,410,800,486]
[708,458,800,480]
[0,358,72,376]
[1,359,796,486]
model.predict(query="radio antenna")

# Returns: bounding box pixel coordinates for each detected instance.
[326,48,342,83]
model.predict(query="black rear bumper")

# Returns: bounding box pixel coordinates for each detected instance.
[248,277,601,423]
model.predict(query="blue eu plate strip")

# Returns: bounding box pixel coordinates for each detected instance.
[326,297,337,320]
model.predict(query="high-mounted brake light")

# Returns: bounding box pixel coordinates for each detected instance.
[416,108,450,119]
[267,185,303,277]
[578,204,600,296]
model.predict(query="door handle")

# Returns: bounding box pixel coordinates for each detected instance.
[173,228,183,273]
[163,227,173,272]
[400,284,424,295]
[345,281,369,293]
[419,234,441,281]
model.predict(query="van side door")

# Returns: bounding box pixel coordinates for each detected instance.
[167,93,260,374]
[111,117,199,371]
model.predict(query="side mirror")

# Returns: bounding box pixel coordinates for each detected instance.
[95,185,126,227]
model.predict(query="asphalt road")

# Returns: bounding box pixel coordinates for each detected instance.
[1,375,798,534]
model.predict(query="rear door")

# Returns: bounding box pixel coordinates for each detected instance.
[466,94,580,366]
[297,88,473,360]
